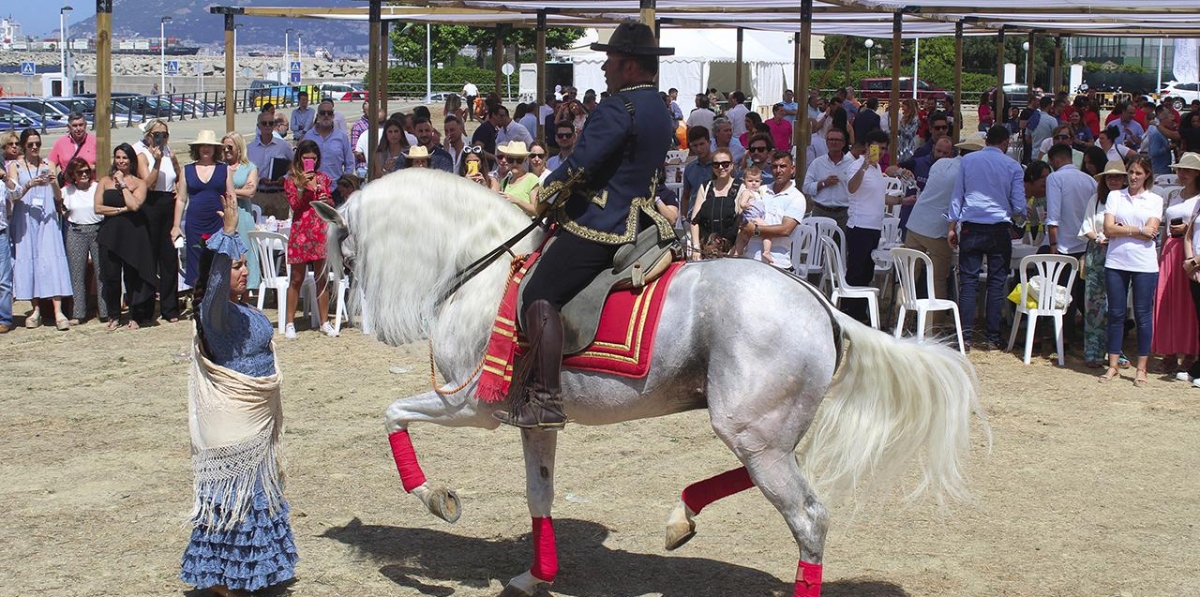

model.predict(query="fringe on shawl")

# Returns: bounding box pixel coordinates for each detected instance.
[188,329,285,531]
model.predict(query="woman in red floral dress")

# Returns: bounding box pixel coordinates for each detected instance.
[282,140,337,339]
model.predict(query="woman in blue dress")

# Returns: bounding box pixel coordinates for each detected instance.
[181,193,297,597]
[4,128,72,330]
[183,130,235,287]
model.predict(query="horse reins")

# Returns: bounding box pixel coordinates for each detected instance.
[434,218,542,307]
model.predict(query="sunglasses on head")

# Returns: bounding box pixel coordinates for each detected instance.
[463,145,484,155]
[712,161,733,169]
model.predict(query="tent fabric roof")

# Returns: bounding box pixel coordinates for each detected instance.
[234,1,1200,38]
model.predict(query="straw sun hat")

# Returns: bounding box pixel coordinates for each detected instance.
[1170,152,1200,172]
[405,146,431,160]
[1094,160,1129,181]
[498,140,530,158]
[187,130,223,147]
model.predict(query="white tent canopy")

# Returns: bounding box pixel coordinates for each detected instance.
[561,28,803,104]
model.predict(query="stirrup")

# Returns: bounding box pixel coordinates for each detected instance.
[493,395,567,430]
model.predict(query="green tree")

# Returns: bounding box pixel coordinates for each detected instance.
[390,24,585,68]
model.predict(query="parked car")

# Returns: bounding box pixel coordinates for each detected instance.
[318,82,368,102]
[1160,81,1200,111]
[0,104,67,131]
[982,84,1030,110]
[858,77,949,104]
[0,98,71,123]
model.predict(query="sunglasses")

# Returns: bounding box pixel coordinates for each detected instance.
[505,157,526,164]
[932,125,949,130]
[463,145,483,155]
[26,142,41,148]
[1054,134,1071,140]
[530,153,546,159]
[712,161,733,169]
[749,146,769,152]
[258,121,273,127]
[556,132,574,138]
[318,110,334,116]
[223,145,235,151]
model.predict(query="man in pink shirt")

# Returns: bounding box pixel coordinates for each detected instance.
[765,102,793,153]
[47,113,96,171]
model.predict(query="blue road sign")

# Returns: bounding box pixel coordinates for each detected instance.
[166,60,180,77]
[289,61,301,84]
[20,61,36,77]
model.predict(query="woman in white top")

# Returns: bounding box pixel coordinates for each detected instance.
[134,118,185,322]
[61,157,104,324]
[1157,153,1200,377]
[1097,125,1132,165]
[1078,160,1124,368]
[1100,155,1163,386]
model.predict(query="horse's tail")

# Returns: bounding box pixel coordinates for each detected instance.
[801,310,988,506]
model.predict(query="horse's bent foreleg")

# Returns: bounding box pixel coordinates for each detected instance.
[501,429,559,597]
[665,467,756,550]
[383,390,497,523]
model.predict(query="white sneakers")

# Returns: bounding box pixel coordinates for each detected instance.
[284,322,338,338]
[1177,371,1191,383]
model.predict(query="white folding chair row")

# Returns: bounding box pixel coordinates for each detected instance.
[890,247,965,355]
[805,216,844,294]
[788,223,821,278]
[1006,254,1079,366]
[820,236,880,329]
[1154,173,1178,186]
[251,203,264,225]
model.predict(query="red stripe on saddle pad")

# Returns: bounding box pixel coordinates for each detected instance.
[476,259,683,402]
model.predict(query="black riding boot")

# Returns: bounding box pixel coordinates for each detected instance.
[494,299,568,430]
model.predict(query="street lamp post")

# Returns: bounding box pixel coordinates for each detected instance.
[1022,41,1031,87]
[864,39,875,71]
[160,16,172,96]
[234,24,243,91]
[285,28,293,84]
[60,6,73,93]
[296,33,304,82]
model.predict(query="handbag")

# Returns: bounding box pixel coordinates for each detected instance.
[56,142,84,187]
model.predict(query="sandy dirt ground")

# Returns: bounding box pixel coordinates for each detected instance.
[2,294,1198,597]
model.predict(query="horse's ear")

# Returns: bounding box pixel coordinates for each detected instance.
[313,200,346,229]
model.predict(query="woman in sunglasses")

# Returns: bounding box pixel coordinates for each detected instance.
[5,129,71,330]
[134,119,185,322]
[498,141,541,217]
[373,116,410,179]
[457,145,499,191]
[61,157,103,324]
[527,141,550,182]
[688,148,750,259]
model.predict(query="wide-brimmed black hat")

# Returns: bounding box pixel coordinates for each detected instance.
[591,22,675,56]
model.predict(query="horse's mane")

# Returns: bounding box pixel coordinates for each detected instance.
[348,169,544,351]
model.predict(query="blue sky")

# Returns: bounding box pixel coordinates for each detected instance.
[5,6,97,38]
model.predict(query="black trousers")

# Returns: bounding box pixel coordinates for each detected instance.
[100,248,155,322]
[842,226,881,322]
[521,228,621,315]
[141,190,180,320]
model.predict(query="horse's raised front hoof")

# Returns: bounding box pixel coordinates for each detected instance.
[497,570,543,597]
[425,487,462,523]
[664,519,697,551]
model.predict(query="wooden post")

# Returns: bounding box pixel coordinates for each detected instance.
[954,20,964,142]
[736,27,744,93]
[640,0,655,25]
[793,31,803,156]
[494,26,506,99]
[995,27,1006,129]
[1053,37,1063,94]
[224,14,235,133]
[95,0,112,175]
[536,10,547,144]
[889,12,902,159]
[795,0,813,176]
[379,20,389,110]
[367,0,381,181]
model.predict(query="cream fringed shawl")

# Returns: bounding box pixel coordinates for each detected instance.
[187,329,285,530]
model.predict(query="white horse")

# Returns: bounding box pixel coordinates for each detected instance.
[315,169,986,597]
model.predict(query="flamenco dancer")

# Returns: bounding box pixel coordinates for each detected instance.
[180,194,298,596]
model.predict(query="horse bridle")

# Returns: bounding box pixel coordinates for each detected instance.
[434,218,543,307]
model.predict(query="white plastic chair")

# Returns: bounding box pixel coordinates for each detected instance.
[806,216,844,294]
[890,247,965,355]
[251,203,264,224]
[1154,173,1178,186]
[820,236,880,329]
[788,223,820,277]
[1005,254,1079,366]
[247,231,318,333]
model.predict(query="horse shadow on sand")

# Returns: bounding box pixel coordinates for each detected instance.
[321,517,909,597]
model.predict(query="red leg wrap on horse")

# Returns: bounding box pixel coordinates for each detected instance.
[388,430,427,493]
[530,517,558,583]
[680,467,755,514]
[795,561,823,597]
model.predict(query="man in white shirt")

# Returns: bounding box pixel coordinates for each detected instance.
[462,81,479,121]
[725,91,749,138]
[687,94,715,132]
[492,105,534,147]
[801,128,854,230]
[1043,142,1094,342]
[743,151,806,268]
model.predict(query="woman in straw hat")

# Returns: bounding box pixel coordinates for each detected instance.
[1079,160,1126,367]
[180,193,297,597]
[1153,152,1200,375]
[1098,155,1163,386]
[182,130,235,288]
[404,145,431,169]
[497,140,541,216]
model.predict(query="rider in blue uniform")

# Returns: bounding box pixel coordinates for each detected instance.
[495,23,676,429]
